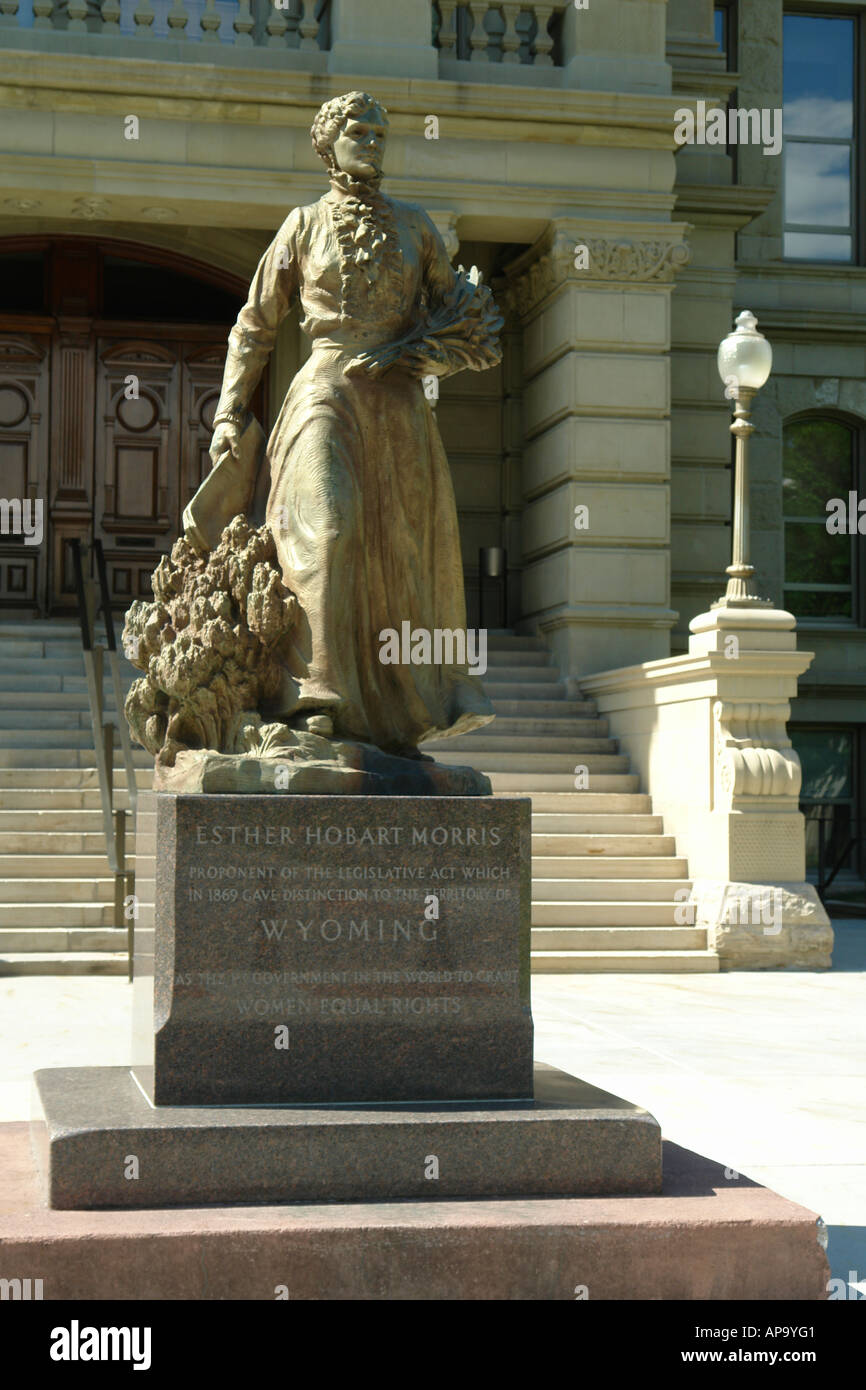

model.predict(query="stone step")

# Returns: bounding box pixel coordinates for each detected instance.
[435,752,629,773]
[9,640,102,658]
[532,859,688,883]
[0,831,135,854]
[531,833,675,856]
[0,809,125,831]
[482,633,549,650]
[532,901,691,925]
[465,717,609,738]
[0,927,127,953]
[0,952,127,976]
[532,879,691,904]
[497,791,652,813]
[0,675,131,695]
[0,854,117,878]
[426,735,616,755]
[0,789,140,810]
[0,768,145,789]
[0,749,150,768]
[0,901,115,927]
[1,658,117,677]
[0,691,124,710]
[488,773,639,792]
[0,675,62,693]
[531,926,708,951]
[480,680,566,698]
[483,651,555,668]
[530,813,663,833]
[0,641,84,659]
[0,728,136,747]
[0,711,112,730]
[530,949,720,973]
[482,662,561,678]
[489,699,596,718]
[0,878,114,902]
[0,622,91,640]
[61,676,136,694]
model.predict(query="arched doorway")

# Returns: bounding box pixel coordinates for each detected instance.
[0,237,263,614]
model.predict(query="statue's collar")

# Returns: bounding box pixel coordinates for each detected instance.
[328,167,385,203]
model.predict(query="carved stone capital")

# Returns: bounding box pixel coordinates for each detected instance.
[503,219,691,319]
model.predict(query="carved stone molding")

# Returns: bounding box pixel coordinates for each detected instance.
[712,699,802,807]
[2,197,42,214]
[503,221,691,318]
[71,197,111,221]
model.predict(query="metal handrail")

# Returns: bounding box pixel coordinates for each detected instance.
[71,540,136,980]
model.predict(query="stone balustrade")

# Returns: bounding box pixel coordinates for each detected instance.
[0,0,583,78]
[0,0,330,52]
[433,1,568,67]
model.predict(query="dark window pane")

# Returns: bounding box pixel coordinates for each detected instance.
[784,143,851,229]
[784,231,852,261]
[0,253,46,313]
[101,257,242,323]
[714,9,725,53]
[793,728,853,801]
[783,419,853,514]
[784,515,851,581]
[803,804,854,873]
[783,14,854,138]
[784,586,853,620]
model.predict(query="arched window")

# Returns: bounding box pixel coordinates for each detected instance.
[782,415,863,622]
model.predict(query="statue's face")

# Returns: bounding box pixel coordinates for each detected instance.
[332,109,387,180]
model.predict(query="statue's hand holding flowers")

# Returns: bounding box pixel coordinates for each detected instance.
[346,265,504,381]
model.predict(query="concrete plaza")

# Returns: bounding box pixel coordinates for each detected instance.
[3,923,864,1296]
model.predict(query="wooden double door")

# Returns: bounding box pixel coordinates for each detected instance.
[0,321,230,614]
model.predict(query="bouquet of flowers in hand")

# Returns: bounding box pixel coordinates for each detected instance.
[347,266,504,380]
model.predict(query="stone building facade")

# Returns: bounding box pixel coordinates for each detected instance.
[0,0,860,956]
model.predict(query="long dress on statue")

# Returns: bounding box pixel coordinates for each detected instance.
[215,171,496,755]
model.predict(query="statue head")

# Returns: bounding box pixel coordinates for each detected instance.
[311,91,389,182]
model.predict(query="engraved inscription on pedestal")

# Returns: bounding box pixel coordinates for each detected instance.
[133,794,533,1105]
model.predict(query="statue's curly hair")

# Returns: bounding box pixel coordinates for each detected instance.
[310,91,389,171]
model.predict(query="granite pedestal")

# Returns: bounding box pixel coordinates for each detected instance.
[32,1062,662,1209]
[32,791,665,1211]
[134,793,535,1105]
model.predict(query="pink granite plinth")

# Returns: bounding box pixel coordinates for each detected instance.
[0,1123,829,1300]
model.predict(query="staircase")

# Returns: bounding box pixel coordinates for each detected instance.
[425,632,718,973]
[0,622,717,974]
[0,621,147,975]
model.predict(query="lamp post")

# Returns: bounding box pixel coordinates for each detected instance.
[715,309,774,608]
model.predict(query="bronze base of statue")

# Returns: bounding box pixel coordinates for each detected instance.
[152,730,491,798]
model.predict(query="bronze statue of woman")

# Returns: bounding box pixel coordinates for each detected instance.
[184,91,502,760]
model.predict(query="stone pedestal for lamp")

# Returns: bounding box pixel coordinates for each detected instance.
[582,603,832,968]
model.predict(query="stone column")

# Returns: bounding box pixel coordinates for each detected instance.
[328,0,437,80]
[504,218,689,676]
